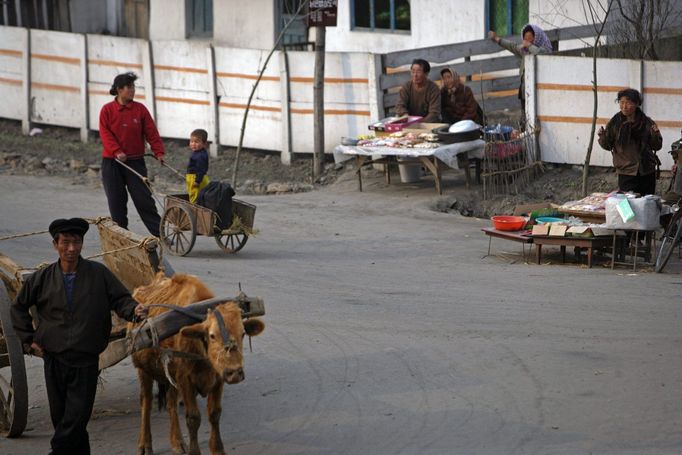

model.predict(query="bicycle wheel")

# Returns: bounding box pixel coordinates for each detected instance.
[655,210,682,273]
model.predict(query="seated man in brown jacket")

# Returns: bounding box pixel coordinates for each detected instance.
[394,58,441,122]
[440,68,483,125]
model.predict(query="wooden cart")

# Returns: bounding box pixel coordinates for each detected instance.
[160,194,256,256]
[0,218,264,438]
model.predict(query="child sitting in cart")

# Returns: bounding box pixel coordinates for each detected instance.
[186,128,210,203]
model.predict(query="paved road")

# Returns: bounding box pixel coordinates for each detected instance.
[2,174,682,455]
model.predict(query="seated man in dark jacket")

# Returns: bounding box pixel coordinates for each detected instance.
[11,217,148,455]
[440,68,483,125]
[394,58,441,122]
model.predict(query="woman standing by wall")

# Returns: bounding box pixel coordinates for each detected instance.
[598,88,663,196]
[99,72,165,237]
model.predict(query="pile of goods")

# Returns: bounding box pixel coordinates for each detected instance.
[356,131,440,148]
[558,192,615,212]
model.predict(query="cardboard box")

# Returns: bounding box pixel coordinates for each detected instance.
[549,224,568,237]
[531,224,550,236]
[403,123,449,136]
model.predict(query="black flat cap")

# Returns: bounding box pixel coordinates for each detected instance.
[49,218,89,238]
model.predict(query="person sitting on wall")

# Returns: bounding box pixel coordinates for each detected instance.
[439,68,483,125]
[394,58,441,122]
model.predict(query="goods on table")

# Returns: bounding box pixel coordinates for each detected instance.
[558,192,616,212]
[355,131,440,148]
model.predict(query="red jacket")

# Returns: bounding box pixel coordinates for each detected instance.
[99,100,165,160]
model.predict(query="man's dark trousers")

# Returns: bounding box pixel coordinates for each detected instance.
[101,158,161,237]
[44,353,99,455]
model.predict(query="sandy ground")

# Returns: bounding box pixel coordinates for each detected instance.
[2,172,682,455]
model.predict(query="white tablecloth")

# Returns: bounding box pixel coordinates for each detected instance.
[334,139,485,169]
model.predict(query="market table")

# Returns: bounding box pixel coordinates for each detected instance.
[334,140,485,194]
[533,235,615,268]
[481,227,533,259]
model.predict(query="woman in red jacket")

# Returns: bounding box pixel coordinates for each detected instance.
[99,72,165,237]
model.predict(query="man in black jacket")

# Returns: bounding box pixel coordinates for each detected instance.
[11,217,148,455]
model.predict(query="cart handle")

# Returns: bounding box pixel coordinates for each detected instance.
[145,153,185,180]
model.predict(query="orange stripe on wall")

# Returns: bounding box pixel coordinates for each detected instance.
[32,82,79,93]
[89,59,143,69]
[32,53,80,65]
[156,96,209,105]
[643,87,682,96]
[217,72,280,82]
[219,102,281,112]
[0,77,22,86]
[537,83,628,92]
[0,49,22,57]
[290,108,371,116]
[89,89,146,100]
[538,115,610,124]
[154,64,207,74]
[655,120,682,128]
[290,77,369,84]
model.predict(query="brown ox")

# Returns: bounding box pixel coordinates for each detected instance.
[131,273,265,455]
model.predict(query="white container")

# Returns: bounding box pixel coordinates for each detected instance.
[605,196,661,230]
[397,159,422,183]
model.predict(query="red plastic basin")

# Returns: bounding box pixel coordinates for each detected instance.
[491,215,527,231]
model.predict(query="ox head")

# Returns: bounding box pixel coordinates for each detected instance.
[180,302,265,384]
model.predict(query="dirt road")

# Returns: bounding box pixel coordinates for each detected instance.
[2,174,682,455]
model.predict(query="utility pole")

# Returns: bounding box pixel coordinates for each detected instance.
[308,0,337,182]
[313,25,325,180]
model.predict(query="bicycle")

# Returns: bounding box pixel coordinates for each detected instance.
[655,199,682,273]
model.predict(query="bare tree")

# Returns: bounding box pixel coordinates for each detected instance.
[611,0,682,60]
[581,0,615,197]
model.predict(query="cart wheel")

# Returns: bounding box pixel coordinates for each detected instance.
[0,284,28,438]
[160,205,197,256]
[214,232,248,254]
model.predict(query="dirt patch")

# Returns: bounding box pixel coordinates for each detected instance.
[0,119,343,195]
[0,119,674,218]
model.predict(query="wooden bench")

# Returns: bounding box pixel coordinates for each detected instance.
[481,227,533,259]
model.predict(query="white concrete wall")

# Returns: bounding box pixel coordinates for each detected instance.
[532,55,681,170]
[0,27,26,120]
[87,34,152,130]
[30,30,84,128]
[149,0,186,40]
[0,26,372,157]
[213,0,275,50]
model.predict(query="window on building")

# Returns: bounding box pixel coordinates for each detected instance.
[186,0,213,38]
[278,0,310,50]
[125,0,150,39]
[352,0,410,32]
[488,0,528,37]
[1,0,70,31]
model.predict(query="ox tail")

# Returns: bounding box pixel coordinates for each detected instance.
[157,381,167,411]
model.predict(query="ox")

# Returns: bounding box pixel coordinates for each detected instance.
[131,273,265,455]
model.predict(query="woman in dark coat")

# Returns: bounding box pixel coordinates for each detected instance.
[598,88,662,196]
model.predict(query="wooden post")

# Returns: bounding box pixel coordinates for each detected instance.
[21,27,31,135]
[80,33,89,143]
[280,49,293,165]
[313,25,325,180]
[206,45,220,157]
[142,39,156,120]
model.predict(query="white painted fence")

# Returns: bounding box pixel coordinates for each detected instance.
[0,25,371,162]
[2,25,681,170]
[526,55,682,170]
